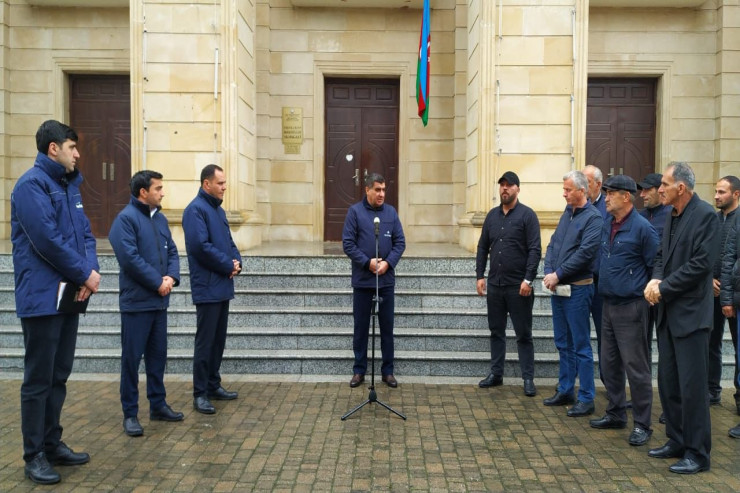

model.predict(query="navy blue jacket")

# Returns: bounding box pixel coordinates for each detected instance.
[639,204,671,239]
[11,153,99,318]
[183,189,242,304]
[598,208,659,304]
[342,198,405,289]
[544,200,603,284]
[109,196,180,312]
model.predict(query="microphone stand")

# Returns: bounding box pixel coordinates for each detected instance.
[342,217,406,421]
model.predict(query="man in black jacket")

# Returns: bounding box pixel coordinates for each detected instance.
[709,176,739,407]
[475,171,541,396]
[644,162,720,474]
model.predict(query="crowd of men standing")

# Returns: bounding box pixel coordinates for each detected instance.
[476,164,740,475]
[10,119,740,484]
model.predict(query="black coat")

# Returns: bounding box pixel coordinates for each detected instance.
[653,193,720,336]
[720,213,740,308]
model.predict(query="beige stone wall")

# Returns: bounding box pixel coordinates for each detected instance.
[1,2,129,238]
[589,3,729,199]
[459,0,585,251]
[256,0,460,243]
[716,2,740,182]
[132,0,261,249]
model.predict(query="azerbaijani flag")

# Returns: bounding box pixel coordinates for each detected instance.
[416,0,430,126]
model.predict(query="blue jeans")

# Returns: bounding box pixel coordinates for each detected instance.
[551,284,595,402]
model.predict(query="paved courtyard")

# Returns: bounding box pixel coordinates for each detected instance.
[1,374,739,492]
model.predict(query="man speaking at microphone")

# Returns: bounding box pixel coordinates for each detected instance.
[343,172,406,388]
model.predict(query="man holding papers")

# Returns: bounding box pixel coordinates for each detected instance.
[11,120,101,485]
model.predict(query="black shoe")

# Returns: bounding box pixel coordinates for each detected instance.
[708,391,721,406]
[625,400,633,409]
[46,441,90,466]
[478,373,503,388]
[658,412,666,424]
[736,400,740,417]
[729,424,740,438]
[24,452,60,485]
[567,401,595,417]
[150,404,184,422]
[123,417,144,437]
[628,427,653,446]
[543,391,575,406]
[589,415,626,429]
[208,387,238,401]
[523,379,537,397]
[648,442,683,459]
[194,396,216,414]
[668,457,709,474]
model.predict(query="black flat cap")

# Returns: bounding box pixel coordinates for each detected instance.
[636,173,662,190]
[602,175,637,194]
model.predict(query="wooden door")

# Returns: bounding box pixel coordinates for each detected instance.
[324,79,399,241]
[69,75,131,238]
[586,78,656,188]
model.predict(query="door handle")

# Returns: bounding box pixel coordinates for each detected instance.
[619,167,623,175]
[102,162,107,180]
[352,168,360,186]
[609,167,614,177]
[109,162,115,181]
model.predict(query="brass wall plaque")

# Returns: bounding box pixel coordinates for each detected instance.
[282,107,303,154]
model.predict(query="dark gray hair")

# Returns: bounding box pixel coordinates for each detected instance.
[364,172,385,188]
[563,170,588,192]
[667,161,695,190]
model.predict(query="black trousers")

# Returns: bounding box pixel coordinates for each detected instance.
[353,286,395,376]
[485,284,535,379]
[193,301,230,397]
[658,324,711,465]
[601,299,652,429]
[709,296,738,397]
[20,314,79,462]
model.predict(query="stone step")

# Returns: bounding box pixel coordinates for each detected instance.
[1,346,735,378]
[0,287,559,310]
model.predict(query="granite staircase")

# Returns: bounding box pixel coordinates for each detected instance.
[0,252,736,381]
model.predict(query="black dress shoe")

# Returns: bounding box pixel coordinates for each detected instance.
[625,400,633,409]
[150,404,184,422]
[658,412,666,424]
[194,396,216,414]
[669,457,709,474]
[123,417,144,437]
[478,373,503,388]
[349,373,365,388]
[543,391,575,406]
[589,415,626,429]
[24,452,60,485]
[648,442,683,459]
[46,441,90,466]
[628,426,652,446]
[523,379,536,397]
[382,374,398,388]
[208,387,238,401]
[708,391,721,405]
[567,401,595,417]
[729,424,740,438]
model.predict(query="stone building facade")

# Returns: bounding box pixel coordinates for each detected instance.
[1,0,738,250]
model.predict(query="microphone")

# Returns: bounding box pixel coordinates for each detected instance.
[374,216,380,236]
